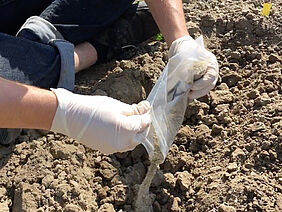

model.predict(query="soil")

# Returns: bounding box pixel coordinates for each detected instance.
[0,0,281,211]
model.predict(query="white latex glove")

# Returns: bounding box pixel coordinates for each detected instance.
[50,88,151,155]
[168,35,219,99]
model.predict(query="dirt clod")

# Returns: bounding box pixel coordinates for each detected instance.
[176,171,193,191]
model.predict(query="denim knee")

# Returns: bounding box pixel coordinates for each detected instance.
[17,16,75,90]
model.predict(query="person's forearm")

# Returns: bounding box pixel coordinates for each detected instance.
[0,77,57,130]
[145,0,188,46]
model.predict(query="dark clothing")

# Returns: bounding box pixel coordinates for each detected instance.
[0,0,54,35]
[40,0,135,45]
[0,0,135,86]
[0,0,134,38]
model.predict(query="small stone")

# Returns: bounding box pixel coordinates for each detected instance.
[278,142,282,151]
[57,171,67,180]
[227,163,237,172]
[207,181,219,190]
[185,100,209,119]
[218,204,236,212]
[222,72,242,87]
[176,171,193,191]
[119,60,134,69]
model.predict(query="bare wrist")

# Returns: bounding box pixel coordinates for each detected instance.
[20,86,58,130]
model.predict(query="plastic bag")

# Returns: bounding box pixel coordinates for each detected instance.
[136,36,211,161]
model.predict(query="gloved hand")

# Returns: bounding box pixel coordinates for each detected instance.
[50,88,151,155]
[168,35,219,99]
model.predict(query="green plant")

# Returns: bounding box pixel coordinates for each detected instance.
[155,33,164,41]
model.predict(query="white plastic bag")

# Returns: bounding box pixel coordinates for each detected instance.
[136,36,211,161]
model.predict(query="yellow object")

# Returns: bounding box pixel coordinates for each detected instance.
[261,3,272,16]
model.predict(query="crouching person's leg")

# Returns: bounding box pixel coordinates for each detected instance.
[39,0,159,64]
[0,17,75,145]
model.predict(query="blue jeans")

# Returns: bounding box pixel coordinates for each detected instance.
[0,0,135,144]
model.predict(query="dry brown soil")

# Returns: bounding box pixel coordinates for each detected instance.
[0,0,281,211]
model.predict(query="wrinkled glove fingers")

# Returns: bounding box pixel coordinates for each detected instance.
[120,112,151,137]
[191,67,218,91]
[188,83,215,100]
[122,100,151,116]
[135,101,151,114]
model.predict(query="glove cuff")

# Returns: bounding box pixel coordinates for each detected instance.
[50,88,71,136]
[168,35,194,59]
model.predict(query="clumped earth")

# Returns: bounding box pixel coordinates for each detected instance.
[0,0,281,211]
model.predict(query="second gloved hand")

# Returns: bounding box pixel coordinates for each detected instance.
[50,88,151,155]
[168,35,219,99]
